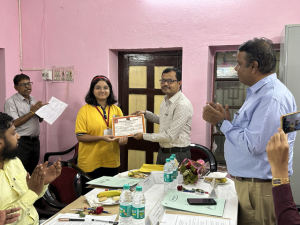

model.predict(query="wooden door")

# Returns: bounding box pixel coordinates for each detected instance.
[118,51,182,171]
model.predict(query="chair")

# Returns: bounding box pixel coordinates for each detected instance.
[42,161,93,209]
[44,143,79,164]
[190,143,217,172]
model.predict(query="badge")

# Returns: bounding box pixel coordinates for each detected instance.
[104,128,112,135]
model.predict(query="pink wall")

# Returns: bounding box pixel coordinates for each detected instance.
[0,0,20,111]
[2,0,300,162]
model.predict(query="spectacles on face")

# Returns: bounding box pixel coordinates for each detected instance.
[159,79,178,85]
[19,82,33,87]
[94,86,109,91]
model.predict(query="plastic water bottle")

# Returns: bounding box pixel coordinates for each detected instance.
[171,154,179,187]
[132,186,146,225]
[170,156,177,189]
[164,158,173,193]
[119,184,132,225]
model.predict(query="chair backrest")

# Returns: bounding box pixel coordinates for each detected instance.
[190,143,217,172]
[70,143,79,164]
[49,163,79,204]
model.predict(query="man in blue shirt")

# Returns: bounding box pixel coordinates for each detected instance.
[203,38,296,225]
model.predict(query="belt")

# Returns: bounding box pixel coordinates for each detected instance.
[230,175,271,182]
[20,136,39,141]
[161,146,190,153]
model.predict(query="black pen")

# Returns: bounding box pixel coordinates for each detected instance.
[58,218,118,224]
[59,218,84,221]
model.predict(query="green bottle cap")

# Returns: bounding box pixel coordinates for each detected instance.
[136,186,142,191]
[123,184,130,189]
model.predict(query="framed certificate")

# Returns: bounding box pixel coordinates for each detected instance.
[112,115,146,138]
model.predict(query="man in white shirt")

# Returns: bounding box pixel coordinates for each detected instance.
[132,68,193,164]
[4,74,47,175]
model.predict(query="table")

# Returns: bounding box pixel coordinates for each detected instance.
[43,173,238,224]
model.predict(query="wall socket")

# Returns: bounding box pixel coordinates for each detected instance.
[52,66,74,82]
[42,69,53,80]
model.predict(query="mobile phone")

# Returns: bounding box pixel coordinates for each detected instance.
[187,198,217,205]
[281,111,300,133]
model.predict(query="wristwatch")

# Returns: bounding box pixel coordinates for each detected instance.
[216,118,226,131]
[272,178,290,187]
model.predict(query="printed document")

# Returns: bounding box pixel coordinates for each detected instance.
[160,214,235,225]
[112,115,145,138]
[35,97,68,125]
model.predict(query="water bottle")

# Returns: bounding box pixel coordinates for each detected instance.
[119,184,132,225]
[132,186,146,225]
[171,154,179,187]
[170,156,177,189]
[164,158,173,193]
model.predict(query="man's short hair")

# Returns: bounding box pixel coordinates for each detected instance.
[0,112,13,140]
[162,68,182,81]
[238,38,276,74]
[13,73,30,86]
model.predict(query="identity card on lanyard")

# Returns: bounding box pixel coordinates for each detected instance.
[94,105,112,135]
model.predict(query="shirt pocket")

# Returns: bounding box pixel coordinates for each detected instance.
[15,101,31,117]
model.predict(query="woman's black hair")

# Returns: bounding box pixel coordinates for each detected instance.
[85,75,117,106]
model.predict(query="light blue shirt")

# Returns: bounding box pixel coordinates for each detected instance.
[221,74,297,179]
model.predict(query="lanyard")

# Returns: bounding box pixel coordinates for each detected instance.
[94,105,110,128]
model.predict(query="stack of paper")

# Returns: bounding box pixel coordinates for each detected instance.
[86,176,143,188]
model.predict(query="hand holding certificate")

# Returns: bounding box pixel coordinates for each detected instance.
[112,115,146,138]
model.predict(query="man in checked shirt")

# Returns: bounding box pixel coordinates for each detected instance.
[132,67,193,165]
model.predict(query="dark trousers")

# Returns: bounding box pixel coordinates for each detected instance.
[17,137,40,175]
[156,147,191,165]
[87,167,119,179]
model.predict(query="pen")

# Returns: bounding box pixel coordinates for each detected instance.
[59,218,85,221]
[183,190,195,193]
[59,218,118,224]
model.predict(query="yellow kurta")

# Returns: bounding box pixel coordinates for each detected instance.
[75,104,123,173]
[0,158,48,225]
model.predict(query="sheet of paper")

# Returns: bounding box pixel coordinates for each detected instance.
[145,192,167,225]
[137,174,155,194]
[112,115,145,138]
[161,190,226,217]
[35,97,68,125]
[160,214,235,225]
[42,213,117,225]
[139,163,164,172]
[151,171,164,184]
[86,176,143,187]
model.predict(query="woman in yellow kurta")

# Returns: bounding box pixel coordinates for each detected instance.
[75,76,127,178]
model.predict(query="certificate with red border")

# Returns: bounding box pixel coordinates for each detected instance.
[112,115,146,138]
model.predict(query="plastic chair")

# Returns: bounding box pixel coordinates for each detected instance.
[190,143,217,172]
[42,161,92,209]
[44,143,79,165]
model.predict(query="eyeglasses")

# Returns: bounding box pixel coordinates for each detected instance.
[19,82,33,87]
[159,79,178,84]
[94,86,109,91]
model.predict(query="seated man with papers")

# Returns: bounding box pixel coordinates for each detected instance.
[0,112,61,225]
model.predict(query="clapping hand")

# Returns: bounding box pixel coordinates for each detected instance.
[26,165,45,196]
[42,158,62,185]
[0,207,21,225]
[206,102,231,121]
